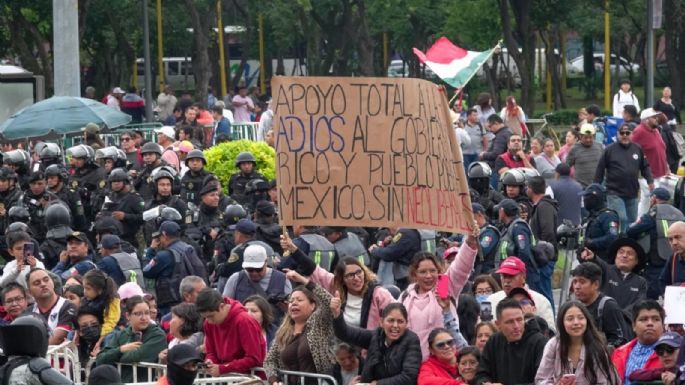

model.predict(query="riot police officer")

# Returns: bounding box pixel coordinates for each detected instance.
[186,182,224,261]
[580,183,620,263]
[180,149,214,206]
[253,200,283,255]
[3,149,32,190]
[500,168,534,221]
[95,146,129,175]
[227,152,265,205]
[319,226,369,266]
[45,164,87,232]
[210,204,247,278]
[37,143,64,171]
[0,168,22,235]
[18,171,60,243]
[472,203,500,275]
[66,144,107,223]
[244,178,271,215]
[133,142,167,201]
[143,166,189,245]
[495,198,541,291]
[39,203,73,269]
[468,162,504,221]
[98,168,145,248]
[626,187,685,299]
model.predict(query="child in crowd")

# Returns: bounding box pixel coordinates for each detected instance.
[80,270,121,350]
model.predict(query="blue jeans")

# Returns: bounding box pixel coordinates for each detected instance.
[463,154,478,173]
[607,194,638,233]
[531,261,555,311]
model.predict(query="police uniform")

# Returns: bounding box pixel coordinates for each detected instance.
[180,169,213,206]
[470,187,505,221]
[69,164,107,222]
[186,201,224,261]
[370,228,421,289]
[143,195,189,245]
[133,160,168,201]
[50,184,87,232]
[498,218,536,281]
[582,208,620,263]
[98,190,145,248]
[19,190,61,243]
[476,223,500,274]
[227,171,265,206]
[0,185,22,235]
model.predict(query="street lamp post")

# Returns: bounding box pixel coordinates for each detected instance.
[142,0,154,121]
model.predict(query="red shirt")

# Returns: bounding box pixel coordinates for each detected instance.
[632,123,668,177]
[204,297,266,374]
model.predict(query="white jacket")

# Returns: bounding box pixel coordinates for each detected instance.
[612,90,640,117]
[487,287,556,332]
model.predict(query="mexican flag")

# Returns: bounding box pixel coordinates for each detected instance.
[413,37,498,89]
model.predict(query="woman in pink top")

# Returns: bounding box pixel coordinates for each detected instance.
[401,228,478,360]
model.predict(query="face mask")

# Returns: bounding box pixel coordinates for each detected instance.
[168,363,198,385]
[80,325,101,343]
[476,294,489,304]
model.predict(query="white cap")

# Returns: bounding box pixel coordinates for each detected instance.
[112,87,125,94]
[118,282,144,300]
[154,126,176,139]
[640,108,660,120]
[242,244,267,269]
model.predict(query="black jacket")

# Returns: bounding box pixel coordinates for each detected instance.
[529,195,559,246]
[581,256,647,314]
[585,293,634,348]
[481,127,512,166]
[476,317,548,385]
[594,141,653,199]
[333,316,421,385]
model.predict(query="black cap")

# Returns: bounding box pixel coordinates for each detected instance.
[555,163,571,176]
[255,200,276,216]
[494,199,519,216]
[168,343,203,366]
[235,218,257,235]
[580,183,606,197]
[472,203,485,214]
[67,231,88,243]
[199,182,219,196]
[87,365,124,385]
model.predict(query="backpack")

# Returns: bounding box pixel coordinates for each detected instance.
[167,241,208,281]
[0,356,54,385]
[597,296,633,337]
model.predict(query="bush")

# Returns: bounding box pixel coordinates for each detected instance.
[203,140,276,188]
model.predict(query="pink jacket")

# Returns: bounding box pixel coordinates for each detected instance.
[309,266,395,330]
[402,243,477,360]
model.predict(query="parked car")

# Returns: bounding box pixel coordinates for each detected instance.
[567,53,640,78]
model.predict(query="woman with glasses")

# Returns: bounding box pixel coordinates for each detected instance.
[400,227,479,359]
[535,300,619,385]
[281,237,395,331]
[417,327,464,385]
[628,331,682,385]
[332,302,422,385]
[96,295,167,382]
[471,275,501,304]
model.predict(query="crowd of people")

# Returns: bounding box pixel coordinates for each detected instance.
[0,81,684,385]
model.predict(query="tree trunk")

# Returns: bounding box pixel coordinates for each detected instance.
[664,0,685,109]
[185,0,213,104]
[355,0,375,76]
[499,0,536,116]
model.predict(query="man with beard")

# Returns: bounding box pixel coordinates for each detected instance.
[45,164,87,231]
[494,134,536,177]
[98,168,144,248]
[27,268,77,345]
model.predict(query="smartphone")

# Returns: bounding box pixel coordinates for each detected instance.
[436,274,450,300]
[23,243,34,263]
[133,332,143,342]
[480,301,493,321]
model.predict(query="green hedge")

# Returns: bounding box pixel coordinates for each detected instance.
[203,140,276,188]
[533,109,612,125]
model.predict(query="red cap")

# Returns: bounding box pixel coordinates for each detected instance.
[497,256,526,275]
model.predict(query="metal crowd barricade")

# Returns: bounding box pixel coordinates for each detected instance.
[117,362,165,383]
[124,373,263,385]
[46,341,82,382]
[232,123,259,141]
[279,369,338,385]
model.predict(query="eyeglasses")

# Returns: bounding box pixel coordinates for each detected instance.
[475,289,493,295]
[131,311,151,318]
[344,269,364,280]
[4,296,25,305]
[619,131,632,136]
[656,346,677,356]
[121,137,131,142]
[434,339,456,349]
[245,267,264,273]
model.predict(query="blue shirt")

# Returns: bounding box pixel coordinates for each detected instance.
[624,342,657,385]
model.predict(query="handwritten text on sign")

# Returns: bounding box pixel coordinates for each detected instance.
[273,77,473,233]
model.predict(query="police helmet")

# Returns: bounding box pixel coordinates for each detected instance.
[3,150,31,172]
[95,146,119,161]
[0,315,49,357]
[6,221,30,234]
[468,162,493,179]
[44,164,70,181]
[224,204,247,226]
[33,142,47,156]
[245,179,270,195]
[159,207,183,222]
[141,142,163,156]
[39,143,62,161]
[519,168,540,182]
[66,144,95,163]
[108,168,130,183]
[185,149,207,166]
[45,203,72,229]
[500,169,526,186]
[234,152,257,167]
[0,167,17,181]
[8,206,30,223]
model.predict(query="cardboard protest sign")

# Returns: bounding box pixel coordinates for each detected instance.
[664,285,685,324]
[273,76,474,234]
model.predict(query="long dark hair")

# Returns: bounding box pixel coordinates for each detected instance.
[333,257,376,304]
[557,301,619,385]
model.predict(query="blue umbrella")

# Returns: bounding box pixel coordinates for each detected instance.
[0,96,132,140]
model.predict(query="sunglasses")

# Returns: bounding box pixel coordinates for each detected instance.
[121,137,131,141]
[245,267,263,273]
[656,345,677,356]
[619,131,632,136]
[434,339,456,349]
